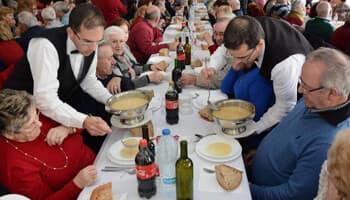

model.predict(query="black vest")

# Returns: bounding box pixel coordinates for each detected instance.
[4,26,95,102]
[256,17,313,80]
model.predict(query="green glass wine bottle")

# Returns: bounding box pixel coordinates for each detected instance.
[176,140,193,200]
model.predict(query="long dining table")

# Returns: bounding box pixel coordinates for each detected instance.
[78,3,252,199]
[78,52,252,200]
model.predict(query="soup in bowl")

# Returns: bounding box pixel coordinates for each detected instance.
[211,99,255,131]
[105,90,152,122]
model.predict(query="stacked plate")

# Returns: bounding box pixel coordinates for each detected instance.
[110,111,152,129]
[107,137,141,167]
[195,135,242,162]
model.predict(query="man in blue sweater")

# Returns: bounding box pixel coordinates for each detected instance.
[250,48,350,200]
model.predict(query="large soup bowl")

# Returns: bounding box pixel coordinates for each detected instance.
[211,99,255,135]
[105,90,152,125]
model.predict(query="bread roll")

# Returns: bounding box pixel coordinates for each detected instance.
[198,105,214,122]
[201,44,209,50]
[215,164,242,191]
[194,21,202,27]
[159,48,169,57]
[196,32,205,41]
[196,25,205,32]
[129,120,154,137]
[173,16,182,25]
[191,59,203,68]
[157,60,168,71]
[90,182,113,200]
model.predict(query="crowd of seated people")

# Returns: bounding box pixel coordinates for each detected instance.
[1,0,350,199]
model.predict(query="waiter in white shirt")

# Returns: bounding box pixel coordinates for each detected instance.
[200,16,313,134]
[4,3,112,151]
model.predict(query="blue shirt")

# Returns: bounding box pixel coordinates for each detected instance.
[250,99,350,200]
[221,67,275,121]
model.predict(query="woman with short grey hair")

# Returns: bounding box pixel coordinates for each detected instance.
[0,89,97,199]
[104,25,166,88]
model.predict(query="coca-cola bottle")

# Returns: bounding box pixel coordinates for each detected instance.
[176,37,186,70]
[135,139,157,199]
[142,124,155,156]
[165,81,179,125]
[172,59,182,93]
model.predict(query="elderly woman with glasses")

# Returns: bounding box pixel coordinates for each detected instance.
[0,89,96,200]
[104,26,165,88]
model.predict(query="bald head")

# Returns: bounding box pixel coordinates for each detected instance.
[145,5,161,21]
[316,1,332,18]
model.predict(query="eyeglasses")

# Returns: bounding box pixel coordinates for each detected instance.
[226,47,257,68]
[73,29,104,47]
[14,110,41,134]
[298,77,325,94]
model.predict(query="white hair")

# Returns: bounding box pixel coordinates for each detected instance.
[291,0,306,10]
[306,48,350,97]
[103,26,126,41]
[41,6,56,21]
[53,1,69,13]
[17,11,38,27]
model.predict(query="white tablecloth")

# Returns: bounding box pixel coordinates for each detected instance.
[78,6,251,198]
[78,82,252,200]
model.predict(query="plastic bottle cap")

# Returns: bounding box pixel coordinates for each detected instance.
[139,139,148,147]
[162,128,171,136]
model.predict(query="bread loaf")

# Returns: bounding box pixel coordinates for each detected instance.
[201,44,209,50]
[191,59,203,68]
[196,32,205,41]
[215,164,242,191]
[196,25,205,32]
[159,48,169,57]
[198,105,214,122]
[157,60,168,71]
[90,182,113,200]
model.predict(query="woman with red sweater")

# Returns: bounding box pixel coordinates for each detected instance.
[0,21,24,70]
[92,0,127,25]
[0,89,96,200]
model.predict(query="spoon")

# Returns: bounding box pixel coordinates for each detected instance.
[203,57,219,111]
[194,133,216,142]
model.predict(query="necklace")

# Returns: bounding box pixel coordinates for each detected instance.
[5,139,68,170]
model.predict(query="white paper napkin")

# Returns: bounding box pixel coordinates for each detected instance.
[198,168,243,193]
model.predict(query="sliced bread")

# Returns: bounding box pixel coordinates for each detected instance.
[215,164,243,191]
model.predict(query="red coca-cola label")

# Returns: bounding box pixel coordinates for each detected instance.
[136,163,156,180]
[177,53,185,61]
[166,100,179,109]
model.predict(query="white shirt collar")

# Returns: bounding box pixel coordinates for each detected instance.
[67,37,79,55]
[256,42,265,68]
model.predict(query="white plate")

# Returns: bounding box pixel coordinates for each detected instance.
[147,56,172,65]
[0,194,30,200]
[214,122,257,139]
[195,135,242,162]
[107,137,141,164]
[148,96,162,112]
[192,90,227,110]
[110,111,152,129]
